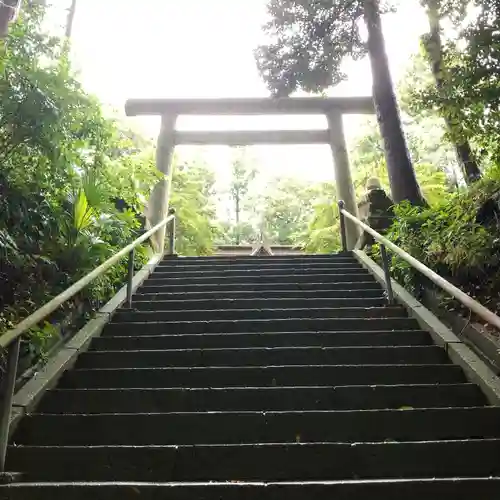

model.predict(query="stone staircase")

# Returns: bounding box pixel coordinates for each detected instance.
[4,253,500,498]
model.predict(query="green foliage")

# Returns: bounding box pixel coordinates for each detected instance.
[217,221,257,246]
[26,321,60,363]
[217,171,339,251]
[229,148,257,208]
[2,8,113,196]
[255,0,365,96]
[411,17,484,184]
[350,118,452,205]
[255,0,396,96]
[302,201,341,254]
[228,148,257,244]
[298,116,453,253]
[261,178,336,247]
[405,0,500,167]
[419,0,469,23]
[0,6,169,366]
[170,160,218,256]
[216,148,259,245]
[386,169,500,309]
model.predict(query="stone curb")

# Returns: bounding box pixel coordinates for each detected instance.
[353,250,500,405]
[9,253,163,433]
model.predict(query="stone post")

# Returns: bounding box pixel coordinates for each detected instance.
[326,110,360,250]
[146,114,177,253]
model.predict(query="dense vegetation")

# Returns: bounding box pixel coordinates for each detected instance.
[387,0,500,315]
[0,6,218,364]
[388,170,500,309]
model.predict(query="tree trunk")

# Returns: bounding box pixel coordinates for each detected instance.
[235,196,240,245]
[363,0,425,205]
[424,0,481,184]
[0,0,20,39]
[65,0,77,39]
[454,142,481,183]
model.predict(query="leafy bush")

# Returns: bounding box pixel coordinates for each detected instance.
[386,168,500,312]
[0,5,220,371]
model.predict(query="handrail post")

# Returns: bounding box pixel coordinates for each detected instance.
[380,244,394,304]
[167,208,176,256]
[126,249,135,308]
[338,200,348,254]
[0,337,20,472]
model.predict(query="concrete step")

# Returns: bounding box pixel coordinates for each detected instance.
[104,317,419,335]
[112,306,407,323]
[37,383,486,414]
[159,255,356,266]
[138,281,381,294]
[7,251,497,492]
[58,364,466,389]
[155,260,362,272]
[91,330,432,350]
[133,288,386,302]
[144,272,374,285]
[14,408,500,446]
[75,346,448,369]
[150,266,367,280]
[7,439,500,481]
[125,297,387,311]
[3,479,500,500]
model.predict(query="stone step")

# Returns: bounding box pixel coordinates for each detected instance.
[91,330,432,351]
[37,383,485,414]
[138,281,381,294]
[7,251,497,494]
[75,346,448,369]
[150,266,367,280]
[7,439,500,482]
[125,297,387,311]
[155,260,361,272]
[14,408,500,446]
[104,317,419,335]
[58,364,466,389]
[3,478,500,500]
[112,306,406,323]
[133,288,386,302]
[144,272,374,285]
[159,255,356,266]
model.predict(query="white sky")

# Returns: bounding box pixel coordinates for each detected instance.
[49,0,428,185]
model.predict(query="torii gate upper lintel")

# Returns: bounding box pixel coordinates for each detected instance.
[125,97,375,251]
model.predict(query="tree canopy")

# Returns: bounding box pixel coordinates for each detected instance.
[418,0,481,182]
[405,0,500,167]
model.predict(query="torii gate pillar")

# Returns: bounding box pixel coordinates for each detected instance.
[145,115,177,252]
[327,110,360,249]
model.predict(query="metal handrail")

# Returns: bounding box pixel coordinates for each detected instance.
[0,212,176,472]
[338,200,500,331]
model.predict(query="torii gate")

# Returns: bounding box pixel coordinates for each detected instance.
[125,97,375,251]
